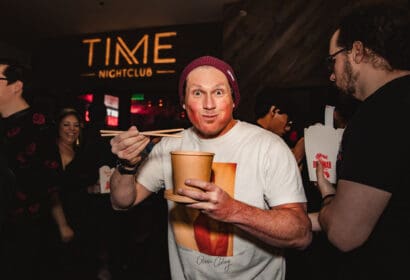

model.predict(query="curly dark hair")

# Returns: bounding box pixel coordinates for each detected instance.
[336,3,410,70]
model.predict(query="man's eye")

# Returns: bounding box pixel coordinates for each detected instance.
[193,90,202,96]
[215,90,223,96]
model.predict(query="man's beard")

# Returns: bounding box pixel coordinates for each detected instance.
[338,59,358,98]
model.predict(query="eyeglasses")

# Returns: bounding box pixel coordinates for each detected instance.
[286,120,293,128]
[326,48,347,72]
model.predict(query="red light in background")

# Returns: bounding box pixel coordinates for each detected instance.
[104,94,119,109]
[106,116,118,126]
[79,93,94,103]
[289,130,298,143]
[130,104,144,114]
[85,110,90,122]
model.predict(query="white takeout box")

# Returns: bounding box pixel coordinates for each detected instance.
[304,105,344,184]
[99,165,115,193]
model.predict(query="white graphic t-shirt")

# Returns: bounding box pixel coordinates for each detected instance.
[138,121,306,280]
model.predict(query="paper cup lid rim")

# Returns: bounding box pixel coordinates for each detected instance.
[170,151,215,156]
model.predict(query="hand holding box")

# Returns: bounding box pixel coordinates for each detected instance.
[99,165,115,193]
[304,106,344,184]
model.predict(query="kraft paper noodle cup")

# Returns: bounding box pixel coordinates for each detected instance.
[171,151,214,194]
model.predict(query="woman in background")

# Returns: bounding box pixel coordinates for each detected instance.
[48,108,100,279]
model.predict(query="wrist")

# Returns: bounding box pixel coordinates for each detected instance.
[321,193,335,207]
[116,159,138,175]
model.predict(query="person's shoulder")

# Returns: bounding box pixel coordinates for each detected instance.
[23,107,53,133]
[234,121,286,151]
[24,107,56,144]
[236,120,265,133]
[238,121,282,140]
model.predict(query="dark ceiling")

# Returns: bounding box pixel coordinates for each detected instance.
[0,0,236,45]
[222,0,409,119]
[1,0,408,121]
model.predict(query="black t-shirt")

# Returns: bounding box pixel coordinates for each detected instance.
[337,75,410,279]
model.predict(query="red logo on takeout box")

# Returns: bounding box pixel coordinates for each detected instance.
[313,153,331,178]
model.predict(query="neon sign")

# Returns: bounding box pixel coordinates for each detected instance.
[81,32,177,79]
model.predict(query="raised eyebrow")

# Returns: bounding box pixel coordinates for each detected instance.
[187,86,204,92]
[214,83,229,89]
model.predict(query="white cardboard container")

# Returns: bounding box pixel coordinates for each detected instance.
[304,105,344,184]
[99,165,115,193]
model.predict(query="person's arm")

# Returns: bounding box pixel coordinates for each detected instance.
[110,171,153,209]
[178,179,312,249]
[50,192,74,242]
[109,126,153,209]
[37,134,74,242]
[316,163,390,252]
[319,179,390,252]
[291,137,305,165]
[309,212,321,231]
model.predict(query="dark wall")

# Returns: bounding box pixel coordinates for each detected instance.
[29,22,222,128]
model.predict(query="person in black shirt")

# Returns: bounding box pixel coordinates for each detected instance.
[0,58,60,279]
[313,4,410,279]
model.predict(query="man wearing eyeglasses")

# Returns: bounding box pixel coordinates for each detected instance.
[0,58,63,279]
[312,4,410,280]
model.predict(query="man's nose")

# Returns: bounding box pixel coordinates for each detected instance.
[203,94,216,109]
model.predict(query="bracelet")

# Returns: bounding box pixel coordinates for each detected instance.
[321,194,335,207]
[116,159,138,175]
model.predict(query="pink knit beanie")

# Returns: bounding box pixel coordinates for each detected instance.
[178,56,240,109]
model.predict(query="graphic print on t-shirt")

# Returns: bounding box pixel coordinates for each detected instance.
[170,162,236,256]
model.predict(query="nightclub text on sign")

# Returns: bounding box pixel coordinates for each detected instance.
[81,31,177,79]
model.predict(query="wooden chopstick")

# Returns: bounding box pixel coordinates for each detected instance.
[139,128,184,134]
[100,128,184,138]
[100,128,183,134]
[140,133,182,138]
[99,129,125,133]
[100,132,182,138]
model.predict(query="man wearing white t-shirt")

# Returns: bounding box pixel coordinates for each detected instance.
[109,56,312,279]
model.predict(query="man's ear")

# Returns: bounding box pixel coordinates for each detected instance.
[12,80,23,96]
[270,105,276,116]
[352,41,365,64]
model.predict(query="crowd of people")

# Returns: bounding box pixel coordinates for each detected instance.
[1,3,410,280]
[0,59,169,279]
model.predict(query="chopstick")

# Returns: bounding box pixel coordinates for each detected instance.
[100,128,184,138]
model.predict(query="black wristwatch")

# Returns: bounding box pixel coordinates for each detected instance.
[116,159,138,175]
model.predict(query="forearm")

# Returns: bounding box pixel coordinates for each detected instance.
[50,193,70,228]
[110,169,137,209]
[309,212,322,231]
[228,201,312,249]
[317,193,336,233]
